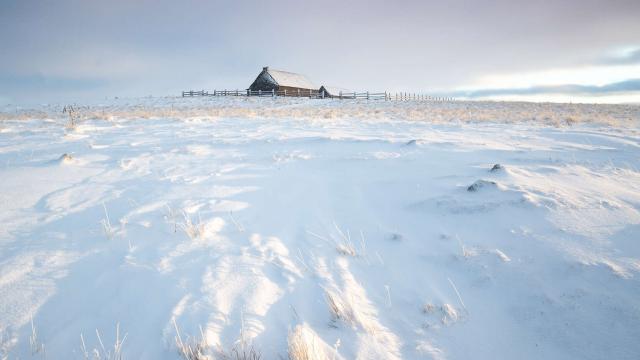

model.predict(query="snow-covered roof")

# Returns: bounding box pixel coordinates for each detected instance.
[266,68,316,90]
[320,86,352,96]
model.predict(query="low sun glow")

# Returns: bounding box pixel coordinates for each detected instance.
[468,64,640,90]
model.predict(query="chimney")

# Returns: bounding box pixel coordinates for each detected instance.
[263,66,269,71]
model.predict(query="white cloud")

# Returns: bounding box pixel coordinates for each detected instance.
[464,64,640,90]
[475,93,640,104]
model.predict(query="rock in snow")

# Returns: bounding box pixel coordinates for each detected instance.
[467,179,498,192]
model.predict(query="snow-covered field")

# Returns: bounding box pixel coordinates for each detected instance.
[1,97,639,359]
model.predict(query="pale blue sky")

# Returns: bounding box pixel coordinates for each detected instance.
[1,0,639,104]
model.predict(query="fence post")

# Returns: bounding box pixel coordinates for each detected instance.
[259,89,262,96]
[272,89,275,97]
[339,91,342,100]
[322,90,325,99]
[366,91,369,100]
[297,89,300,97]
[284,89,287,97]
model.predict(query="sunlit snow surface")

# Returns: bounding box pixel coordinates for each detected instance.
[1,97,639,359]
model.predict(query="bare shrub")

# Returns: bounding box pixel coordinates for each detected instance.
[63,105,82,130]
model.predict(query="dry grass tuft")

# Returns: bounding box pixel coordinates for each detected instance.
[219,345,261,360]
[178,211,205,240]
[29,317,45,356]
[173,320,209,360]
[173,320,261,360]
[323,289,355,327]
[287,324,336,360]
[80,323,127,360]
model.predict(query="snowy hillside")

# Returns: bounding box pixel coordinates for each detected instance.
[1,97,639,359]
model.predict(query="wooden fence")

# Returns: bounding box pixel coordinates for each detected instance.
[390,93,454,101]
[181,89,454,101]
[181,89,322,98]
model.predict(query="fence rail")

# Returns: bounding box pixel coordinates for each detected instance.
[181,89,454,101]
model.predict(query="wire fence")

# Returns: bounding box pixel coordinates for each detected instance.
[181,89,455,101]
